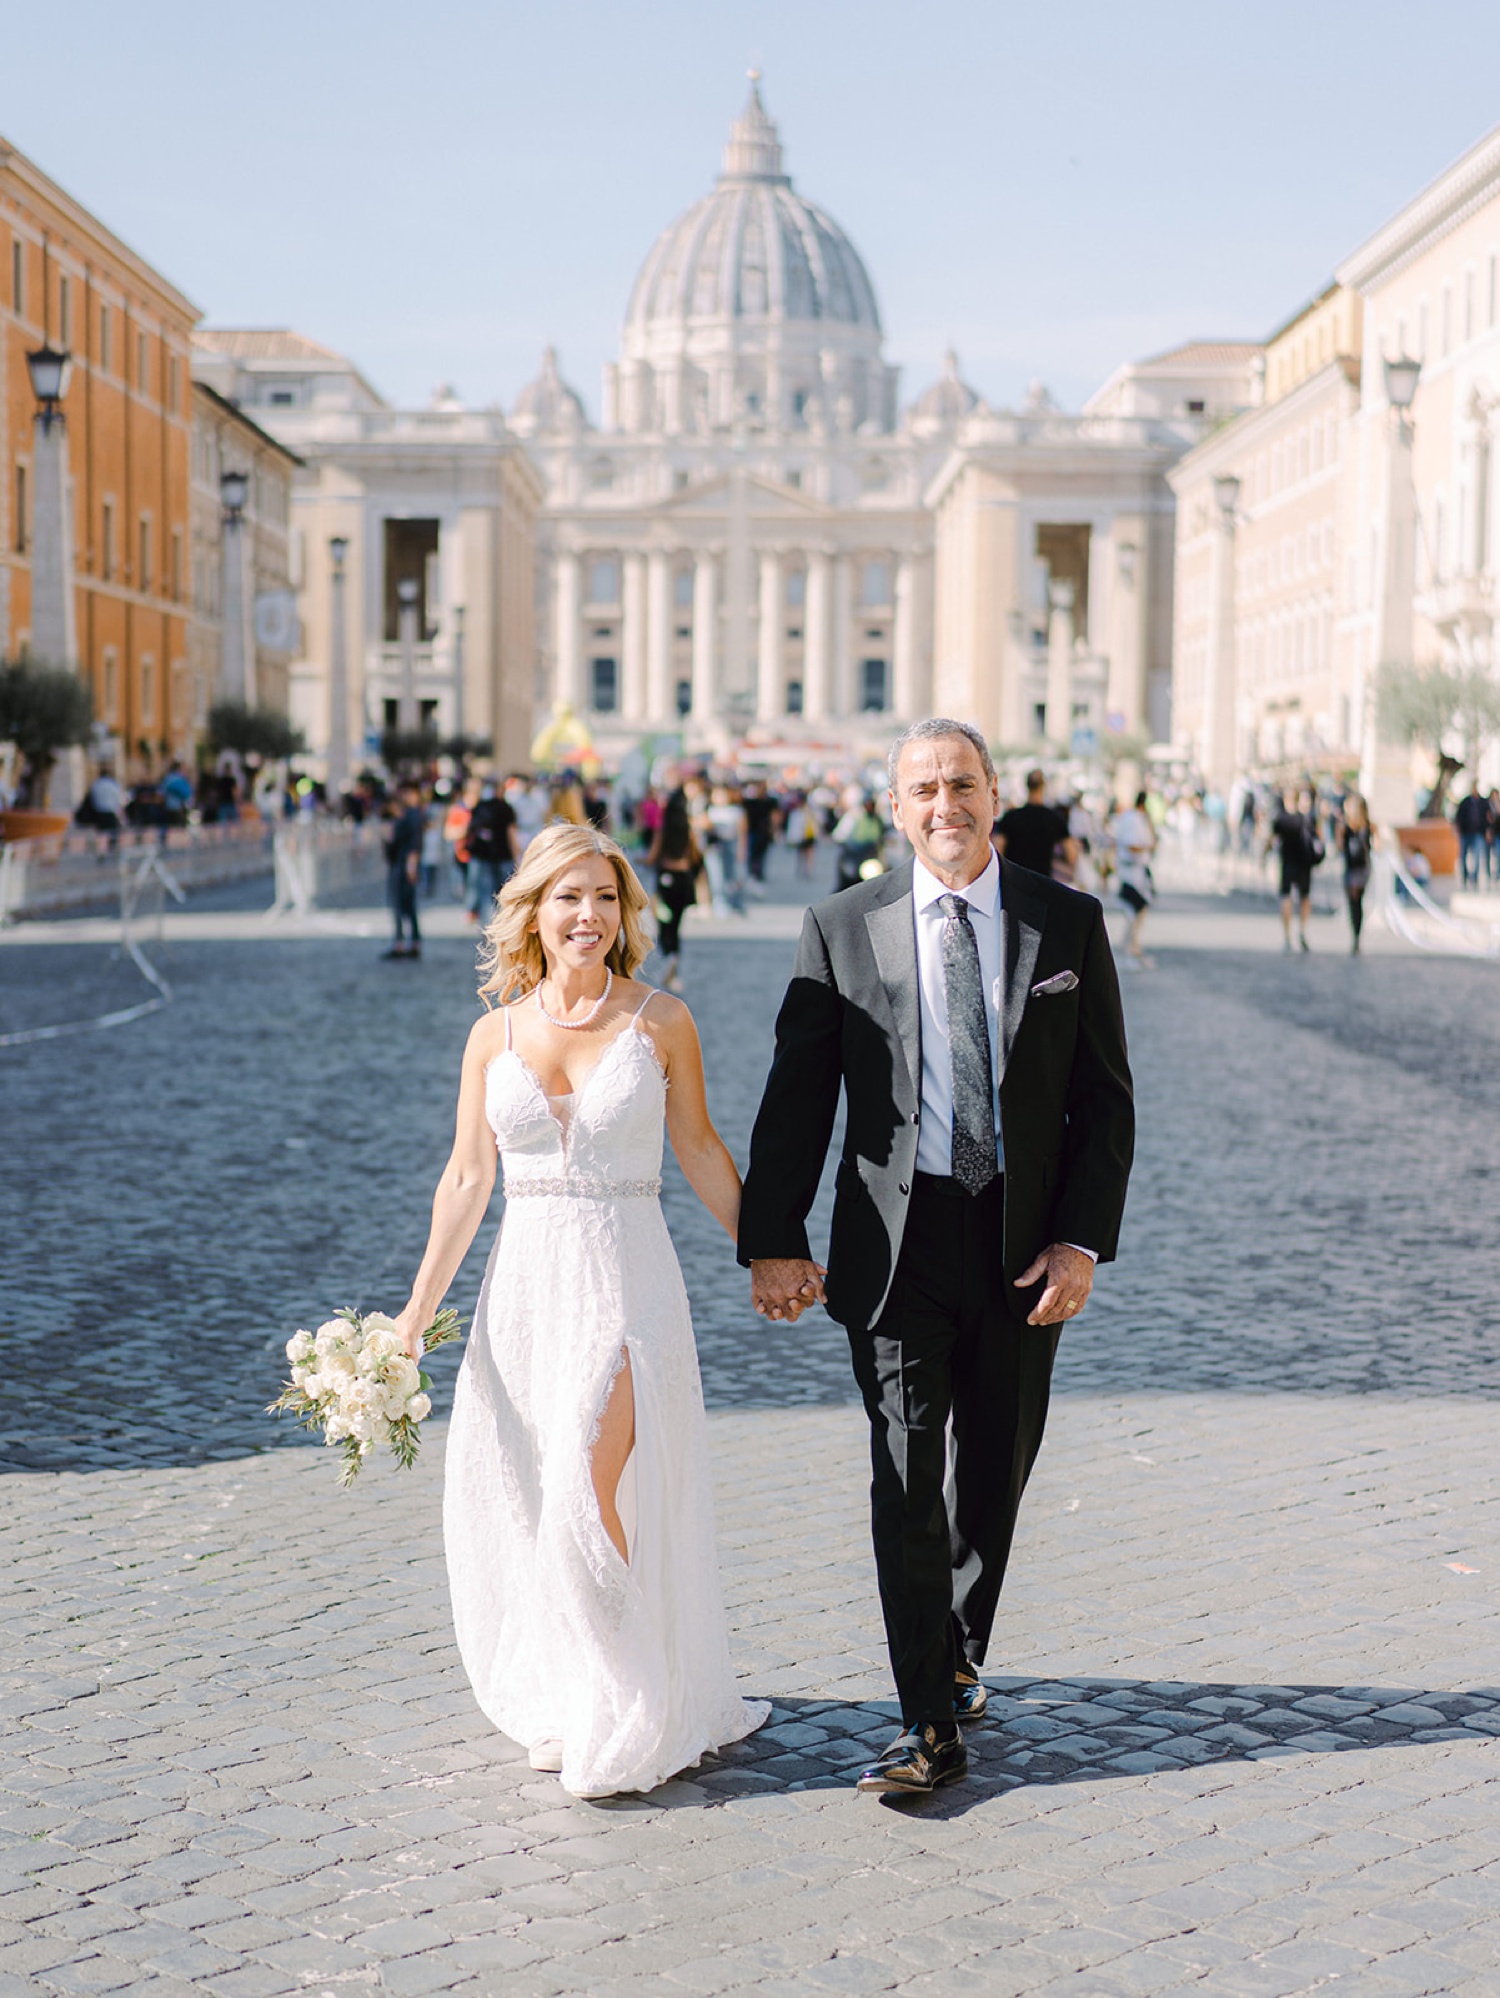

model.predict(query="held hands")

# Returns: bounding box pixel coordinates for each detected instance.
[1017,1244,1095,1327]
[750,1258,828,1323]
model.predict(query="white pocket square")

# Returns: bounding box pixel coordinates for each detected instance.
[1030,970,1079,997]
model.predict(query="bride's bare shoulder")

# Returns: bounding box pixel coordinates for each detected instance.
[466,1002,522,1068]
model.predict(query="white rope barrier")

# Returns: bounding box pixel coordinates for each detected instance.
[0,850,183,1049]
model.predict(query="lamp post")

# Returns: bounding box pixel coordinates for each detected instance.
[220,466,254,705]
[328,536,350,796]
[25,345,78,671]
[396,576,419,731]
[1362,354,1423,824]
[1202,472,1242,792]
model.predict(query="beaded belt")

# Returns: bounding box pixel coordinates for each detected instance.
[504,1175,662,1200]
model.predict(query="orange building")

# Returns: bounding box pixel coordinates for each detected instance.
[0,135,198,775]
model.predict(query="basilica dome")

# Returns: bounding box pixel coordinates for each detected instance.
[625,80,881,337]
[510,346,586,435]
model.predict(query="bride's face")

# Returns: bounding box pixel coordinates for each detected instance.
[532,855,621,976]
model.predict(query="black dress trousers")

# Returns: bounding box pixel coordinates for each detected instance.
[847,1172,1061,1730]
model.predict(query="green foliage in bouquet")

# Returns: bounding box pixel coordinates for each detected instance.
[268,1304,463,1487]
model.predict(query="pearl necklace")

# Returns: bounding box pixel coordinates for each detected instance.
[536,967,612,1030]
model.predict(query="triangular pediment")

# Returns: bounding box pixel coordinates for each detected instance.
[644,470,837,520]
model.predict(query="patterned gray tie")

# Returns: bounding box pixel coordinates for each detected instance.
[938,893,998,1195]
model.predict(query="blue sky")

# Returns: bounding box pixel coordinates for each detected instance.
[5,1,1500,417]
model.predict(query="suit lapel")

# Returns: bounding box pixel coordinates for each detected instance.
[863,869,921,1107]
[999,860,1047,1078]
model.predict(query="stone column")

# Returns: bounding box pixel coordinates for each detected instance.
[892,554,918,720]
[756,550,784,722]
[621,552,646,722]
[221,514,254,706]
[29,409,77,668]
[1203,505,1238,790]
[803,549,832,721]
[831,553,852,717]
[1045,579,1075,746]
[645,548,674,724]
[691,553,717,721]
[1362,412,1420,825]
[327,539,350,793]
[554,549,583,709]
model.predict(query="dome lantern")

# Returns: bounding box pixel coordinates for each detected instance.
[720,72,787,183]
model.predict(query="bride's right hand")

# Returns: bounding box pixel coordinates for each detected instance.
[393,1304,426,1364]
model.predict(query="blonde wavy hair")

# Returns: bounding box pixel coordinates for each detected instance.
[477,822,653,1005]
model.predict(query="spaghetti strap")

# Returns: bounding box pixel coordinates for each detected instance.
[504,1003,513,1051]
[631,989,656,1024]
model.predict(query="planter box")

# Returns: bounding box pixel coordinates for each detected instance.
[1396,822,1459,877]
[0,809,70,844]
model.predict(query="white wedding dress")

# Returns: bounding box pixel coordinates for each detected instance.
[443,991,768,1797]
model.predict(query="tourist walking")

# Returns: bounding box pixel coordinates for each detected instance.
[1270,789,1323,953]
[383,780,425,960]
[703,784,748,915]
[1339,792,1375,953]
[647,789,701,992]
[1110,790,1157,968]
[391,823,767,1797]
[740,718,1134,1797]
[465,780,519,925]
[1454,781,1491,889]
[994,768,1077,879]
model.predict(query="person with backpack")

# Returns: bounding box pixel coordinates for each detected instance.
[465,780,519,925]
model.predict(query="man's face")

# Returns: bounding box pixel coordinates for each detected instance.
[890,735,999,885]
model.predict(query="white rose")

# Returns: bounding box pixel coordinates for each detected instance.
[385,1355,420,1397]
[407,1393,432,1423]
[300,1371,323,1400]
[362,1327,402,1363]
[362,1311,400,1336]
[314,1321,345,1358]
[325,1414,348,1442]
[322,1353,358,1386]
[287,1330,314,1364]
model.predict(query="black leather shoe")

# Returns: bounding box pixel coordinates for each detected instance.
[954,1658,988,1721]
[856,1725,967,1796]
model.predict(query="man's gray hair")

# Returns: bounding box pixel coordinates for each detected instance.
[886,718,996,793]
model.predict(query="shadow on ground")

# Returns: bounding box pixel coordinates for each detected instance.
[631,1674,1500,1816]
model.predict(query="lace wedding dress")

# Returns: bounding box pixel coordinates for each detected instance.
[443,992,768,1797]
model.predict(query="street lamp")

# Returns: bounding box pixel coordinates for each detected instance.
[328,537,351,795]
[1384,352,1422,414]
[1213,473,1242,521]
[26,345,73,432]
[396,577,420,731]
[219,468,253,703]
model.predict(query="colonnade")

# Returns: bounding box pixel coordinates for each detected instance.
[553,545,926,727]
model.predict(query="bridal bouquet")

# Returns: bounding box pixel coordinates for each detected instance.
[268,1306,462,1486]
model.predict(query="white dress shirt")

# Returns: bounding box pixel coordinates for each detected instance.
[909,851,1098,1261]
[912,850,1004,1178]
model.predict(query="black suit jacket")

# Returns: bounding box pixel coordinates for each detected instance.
[738,859,1135,1331]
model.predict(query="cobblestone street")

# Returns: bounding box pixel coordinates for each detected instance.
[3,870,1500,1995]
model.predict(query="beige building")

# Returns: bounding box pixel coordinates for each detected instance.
[192,331,544,777]
[1336,121,1500,811]
[1169,288,1362,787]
[927,345,1260,756]
[188,380,299,727]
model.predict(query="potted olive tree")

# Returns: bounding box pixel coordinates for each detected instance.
[0,658,94,839]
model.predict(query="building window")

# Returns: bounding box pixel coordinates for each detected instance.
[1186,398,1205,416]
[587,557,620,605]
[103,649,119,722]
[101,500,116,580]
[673,469,690,491]
[169,354,181,412]
[674,568,693,607]
[268,389,295,406]
[590,657,618,713]
[1033,702,1048,738]
[171,527,184,602]
[786,678,804,715]
[1442,286,1452,356]
[675,678,692,718]
[139,515,152,594]
[786,568,806,607]
[58,276,71,348]
[861,561,890,608]
[99,304,111,373]
[137,330,150,393]
[11,238,22,316]
[589,458,615,492]
[786,468,802,490]
[860,658,888,712]
[140,655,155,727]
[13,463,26,554]
[1490,255,1498,329]
[1465,270,1475,342]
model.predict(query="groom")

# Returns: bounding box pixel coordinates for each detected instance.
[739,719,1134,1795]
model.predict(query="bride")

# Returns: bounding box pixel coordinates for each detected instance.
[394,822,767,1798]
